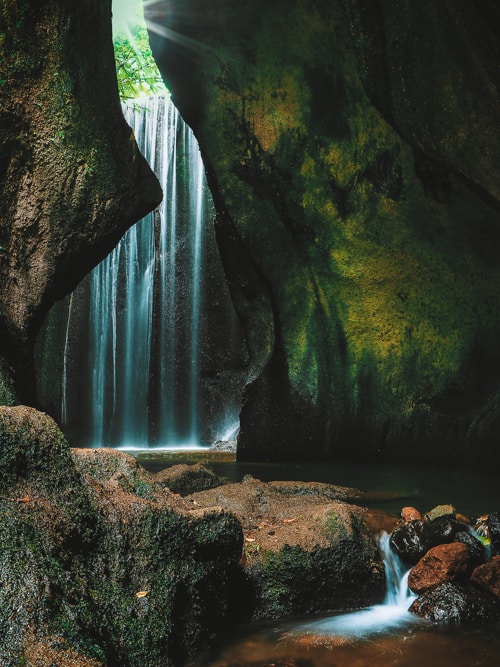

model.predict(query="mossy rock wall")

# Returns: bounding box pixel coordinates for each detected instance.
[147,0,500,464]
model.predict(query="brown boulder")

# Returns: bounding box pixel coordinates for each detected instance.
[401,506,423,522]
[408,542,470,594]
[187,475,386,620]
[471,555,500,599]
[154,462,223,495]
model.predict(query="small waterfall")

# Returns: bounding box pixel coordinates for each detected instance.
[87,94,211,448]
[289,531,417,639]
[377,531,416,609]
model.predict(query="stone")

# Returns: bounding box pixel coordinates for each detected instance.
[408,543,470,594]
[0,0,161,401]
[146,0,500,466]
[390,520,433,564]
[427,515,462,544]
[471,556,500,600]
[410,582,500,624]
[454,530,485,566]
[0,406,243,667]
[187,476,386,620]
[211,439,238,452]
[401,507,423,522]
[154,462,223,495]
[488,513,500,555]
[425,504,456,522]
[267,480,365,502]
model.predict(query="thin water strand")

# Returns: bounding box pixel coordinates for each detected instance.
[61,293,73,426]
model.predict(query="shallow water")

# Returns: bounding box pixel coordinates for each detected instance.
[201,620,500,667]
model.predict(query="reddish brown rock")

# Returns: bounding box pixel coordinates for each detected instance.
[408,542,470,594]
[471,555,500,599]
[401,507,423,522]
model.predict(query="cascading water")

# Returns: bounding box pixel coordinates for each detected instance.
[80,94,238,449]
[36,92,247,449]
[289,531,417,639]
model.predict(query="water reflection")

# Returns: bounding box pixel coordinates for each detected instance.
[204,622,500,667]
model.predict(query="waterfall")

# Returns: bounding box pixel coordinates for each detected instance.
[288,531,417,639]
[41,91,246,450]
[87,94,210,448]
[377,531,416,609]
[61,293,73,427]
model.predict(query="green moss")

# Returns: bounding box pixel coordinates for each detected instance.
[183,0,500,462]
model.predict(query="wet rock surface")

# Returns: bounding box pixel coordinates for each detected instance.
[471,556,500,600]
[392,503,500,625]
[488,512,500,555]
[409,582,500,623]
[390,519,434,564]
[408,543,470,594]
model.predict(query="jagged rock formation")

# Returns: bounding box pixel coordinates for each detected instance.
[0,0,161,401]
[146,0,500,464]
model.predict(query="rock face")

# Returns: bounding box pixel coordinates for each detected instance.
[146,0,500,464]
[0,0,162,401]
[471,556,500,600]
[0,406,388,664]
[389,504,500,624]
[410,582,500,624]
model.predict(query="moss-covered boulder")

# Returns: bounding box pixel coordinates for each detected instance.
[147,0,500,465]
[186,475,385,621]
[0,407,243,667]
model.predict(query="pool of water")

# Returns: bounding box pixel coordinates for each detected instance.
[134,450,499,517]
[201,618,500,667]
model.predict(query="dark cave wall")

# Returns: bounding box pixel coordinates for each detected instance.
[0,0,162,400]
[147,0,500,464]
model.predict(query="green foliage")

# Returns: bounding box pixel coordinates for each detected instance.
[114,25,165,102]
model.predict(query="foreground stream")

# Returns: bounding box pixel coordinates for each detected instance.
[132,450,500,667]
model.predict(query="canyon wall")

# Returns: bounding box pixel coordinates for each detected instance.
[146,0,500,464]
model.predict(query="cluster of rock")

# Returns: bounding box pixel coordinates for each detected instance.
[390,504,500,623]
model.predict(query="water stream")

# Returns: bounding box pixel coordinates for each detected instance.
[203,527,500,667]
[287,531,417,640]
